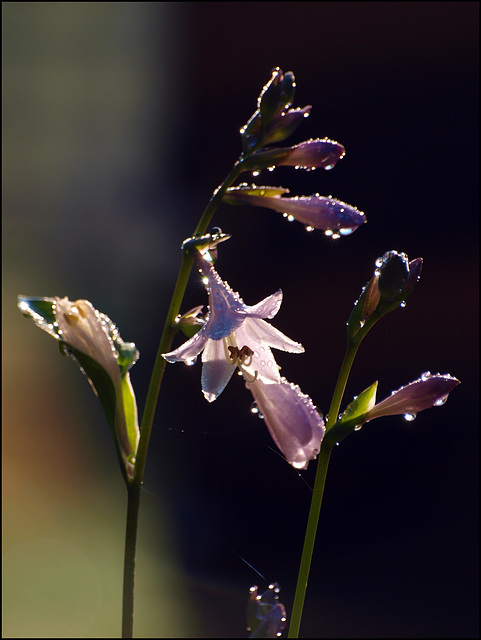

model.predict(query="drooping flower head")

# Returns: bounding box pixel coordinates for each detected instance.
[163,254,304,402]
[247,377,325,470]
[17,295,140,479]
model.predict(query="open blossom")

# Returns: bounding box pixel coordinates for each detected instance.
[162,256,304,402]
[247,377,325,470]
[365,372,460,423]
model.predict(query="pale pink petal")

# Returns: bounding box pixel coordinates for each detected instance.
[162,331,208,364]
[243,318,304,354]
[201,339,237,402]
[244,290,283,320]
[247,378,325,469]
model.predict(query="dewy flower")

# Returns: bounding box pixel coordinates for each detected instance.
[247,583,287,638]
[246,377,325,470]
[18,295,140,478]
[365,372,460,423]
[162,256,304,402]
[224,185,366,236]
[245,137,346,171]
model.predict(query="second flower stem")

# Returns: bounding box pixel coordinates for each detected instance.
[121,156,247,638]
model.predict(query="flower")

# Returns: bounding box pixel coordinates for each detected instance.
[364,372,460,423]
[247,377,325,469]
[162,256,304,402]
[18,295,140,478]
[224,186,366,236]
[247,583,287,638]
[245,137,346,171]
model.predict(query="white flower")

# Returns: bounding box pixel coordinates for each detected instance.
[162,257,304,402]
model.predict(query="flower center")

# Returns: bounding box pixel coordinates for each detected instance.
[227,344,254,367]
[224,339,258,383]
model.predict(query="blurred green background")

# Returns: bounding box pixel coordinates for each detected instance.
[3,2,478,637]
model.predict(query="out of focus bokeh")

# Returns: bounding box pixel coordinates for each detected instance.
[3,3,478,637]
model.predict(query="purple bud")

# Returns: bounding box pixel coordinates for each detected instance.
[248,137,345,171]
[225,188,366,236]
[365,373,460,422]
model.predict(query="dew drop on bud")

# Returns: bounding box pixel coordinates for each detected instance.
[404,412,416,421]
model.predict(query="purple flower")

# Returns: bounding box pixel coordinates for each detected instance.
[365,373,460,423]
[225,186,366,236]
[247,137,346,171]
[162,257,304,402]
[247,583,287,638]
[246,377,325,470]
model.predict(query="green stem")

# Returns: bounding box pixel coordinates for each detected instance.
[288,443,332,638]
[288,335,365,638]
[120,156,247,638]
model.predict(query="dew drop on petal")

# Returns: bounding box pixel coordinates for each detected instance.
[339,227,354,236]
[404,412,417,421]
[400,301,407,308]
[434,395,448,406]
[421,371,432,380]
[287,214,294,222]
[305,225,314,232]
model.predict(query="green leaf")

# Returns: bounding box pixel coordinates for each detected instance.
[339,381,378,424]
[120,373,139,460]
[323,382,378,449]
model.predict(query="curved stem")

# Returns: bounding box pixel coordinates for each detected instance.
[120,155,247,638]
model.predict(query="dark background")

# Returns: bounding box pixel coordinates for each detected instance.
[3,3,478,637]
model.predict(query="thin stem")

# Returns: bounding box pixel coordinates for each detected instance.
[326,340,360,430]
[120,155,247,638]
[288,444,332,638]
[122,484,141,638]
[288,337,364,638]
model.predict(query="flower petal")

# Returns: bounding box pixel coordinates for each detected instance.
[247,378,325,469]
[201,338,237,402]
[244,290,283,320]
[163,330,208,365]
[242,318,304,354]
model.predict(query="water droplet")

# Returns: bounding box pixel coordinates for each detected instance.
[186,358,196,367]
[252,170,260,177]
[434,395,448,406]
[324,164,334,170]
[354,424,363,431]
[324,229,333,237]
[404,412,416,421]
[267,166,275,172]
[305,225,314,232]
[287,214,294,222]
[375,257,383,268]
[400,301,407,308]
[421,371,431,380]
[339,227,354,236]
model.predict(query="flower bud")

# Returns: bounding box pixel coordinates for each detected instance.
[245,137,345,171]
